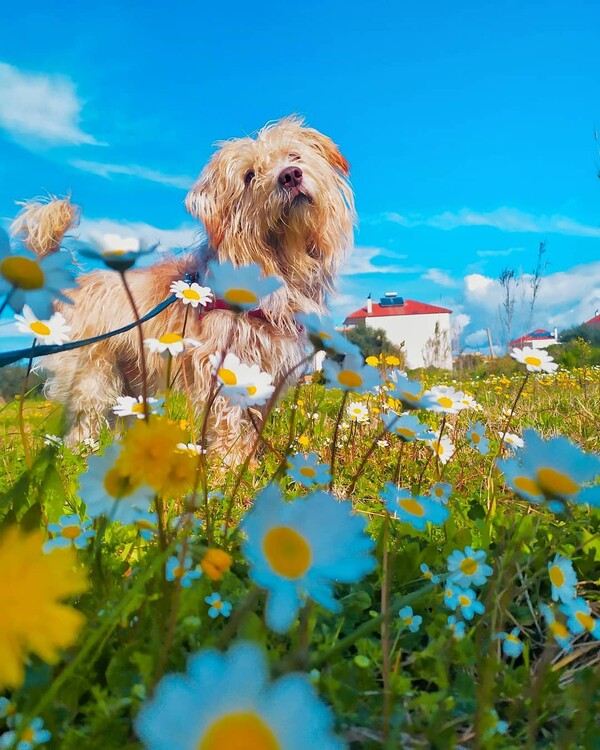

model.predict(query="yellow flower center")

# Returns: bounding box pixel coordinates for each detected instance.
[398,497,425,517]
[212,599,223,610]
[103,466,137,498]
[423,570,432,580]
[549,565,565,588]
[103,249,127,256]
[262,526,312,579]
[159,332,183,344]
[224,288,258,305]
[438,396,454,408]
[550,621,569,639]
[0,256,45,289]
[513,476,542,497]
[397,427,415,438]
[434,487,444,497]
[458,595,471,607]
[575,611,595,632]
[318,330,333,340]
[61,525,81,540]
[338,369,362,388]
[218,368,238,386]
[199,712,279,750]
[173,565,186,579]
[246,385,257,396]
[460,557,478,576]
[136,519,155,531]
[183,288,201,300]
[131,402,146,413]
[524,355,542,367]
[21,727,35,743]
[400,390,420,402]
[299,466,316,478]
[506,633,519,643]
[471,432,480,444]
[536,468,579,496]
[30,320,51,336]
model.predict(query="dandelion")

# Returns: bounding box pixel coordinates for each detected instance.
[43,515,95,553]
[511,346,558,373]
[209,352,275,407]
[0,716,51,750]
[170,279,213,308]
[78,444,155,523]
[165,553,202,588]
[382,411,434,441]
[135,642,344,750]
[429,482,452,505]
[497,429,600,510]
[241,485,375,633]
[548,554,578,603]
[425,385,468,415]
[298,312,360,357]
[0,238,77,317]
[380,484,449,531]
[365,355,379,366]
[540,604,572,651]
[399,606,422,632]
[0,527,87,690]
[447,615,466,641]
[497,627,524,658]
[145,333,200,357]
[500,431,524,450]
[286,453,332,488]
[384,354,401,366]
[119,417,198,497]
[322,353,381,394]
[420,562,440,584]
[14,305,71,345]
[466,421,489,455]
[208,260,283,311]
[201,549,233,581]
[560,598,600,639]
[346,400,369,423]
[425,433,455,465]
[112,395,164,419]
[76,236,157,272]
[447,547,493,588]
[205,593,232,619]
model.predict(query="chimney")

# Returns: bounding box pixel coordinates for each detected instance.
[553,327,558,342]
[366,293,372,315]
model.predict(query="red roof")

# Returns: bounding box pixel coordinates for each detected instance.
[509,329,555,347]
[584,314,600,327]
[345,299,452,321]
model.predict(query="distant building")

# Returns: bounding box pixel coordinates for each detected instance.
[509,328,559,349]
[584,312,600,328]
[344,293,453,370]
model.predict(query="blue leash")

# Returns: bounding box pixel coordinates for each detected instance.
[0,293,178,368]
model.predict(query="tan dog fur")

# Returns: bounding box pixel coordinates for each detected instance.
[41,117,355,463]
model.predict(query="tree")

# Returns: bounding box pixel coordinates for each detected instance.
[345,325,406,364]
[422,321,451,369]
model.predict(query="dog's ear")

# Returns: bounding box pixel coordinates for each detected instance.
[185,181,225,248]
[300,127,350,176]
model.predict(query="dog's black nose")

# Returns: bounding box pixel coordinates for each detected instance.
[279,166,303,189]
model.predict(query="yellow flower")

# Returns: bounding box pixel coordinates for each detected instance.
[298,435,310,447]
[365,356,379,367]
[201,548,233,580]
[385,355,400,366]
[0,527,87,690]
[119,417,190,496]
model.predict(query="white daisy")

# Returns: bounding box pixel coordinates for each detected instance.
[426,433,456,464]
[177,443,206,455]
[501,431,524,450]
[144,332,200,357]
[424,385,468,415]
[14,305,71,345]
[170,279,213,308]
[112,396,164,419]
[209,352,275,408]
[510,346,558,373]
[346,401,369,423]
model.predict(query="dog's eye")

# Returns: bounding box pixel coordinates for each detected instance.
[288,153,301,161]
[244,170,255,185]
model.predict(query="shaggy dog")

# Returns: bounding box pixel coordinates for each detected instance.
[36,117,355,462]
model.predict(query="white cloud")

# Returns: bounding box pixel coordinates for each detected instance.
[422,268,459,288]
[464,328,489,347]
[0,62,98,146]
[477,247,525,258]
[71,160,194,189]
[341,246,414,276]
[386,207,600,238]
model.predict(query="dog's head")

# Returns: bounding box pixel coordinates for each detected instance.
[185,117,355,299]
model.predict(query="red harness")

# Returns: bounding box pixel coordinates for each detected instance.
[199,297,268,322]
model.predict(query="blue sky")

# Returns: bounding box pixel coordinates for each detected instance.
[1,0,599,353]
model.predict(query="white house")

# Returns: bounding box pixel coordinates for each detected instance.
[344,293,453,370]
[508,329,559,349]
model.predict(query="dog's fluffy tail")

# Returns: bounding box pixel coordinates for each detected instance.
[10,195,80,257]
